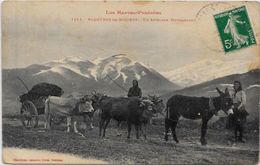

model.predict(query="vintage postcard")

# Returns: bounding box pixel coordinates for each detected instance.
[1,1,259,164]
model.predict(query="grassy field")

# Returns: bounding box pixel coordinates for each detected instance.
[2,116,259,164]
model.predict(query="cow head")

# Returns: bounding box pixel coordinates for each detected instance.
[139,99,155,120]
[148,95,166,114]
[78,95,94,113]
[216,87,233,114]
[90,91,106,111]
[139,99,154,112]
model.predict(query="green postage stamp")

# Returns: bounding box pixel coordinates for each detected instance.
[214,6,256,53]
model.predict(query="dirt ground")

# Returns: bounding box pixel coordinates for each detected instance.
[2,117,259,164]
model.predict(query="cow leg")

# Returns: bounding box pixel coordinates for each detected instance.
[44,114,51,130]
[116,121,122,136]
[73,120,79,133]
[67,117,72,133]
[135,124,140,139]
[72,118,86,137]
[49,116,53,127]
[86,112,94,129]
[143,123,147,140]
[170,122,179,143]
[139,124,143,138]
[164,118,170,141]
[44,114,48,129]
[200,118,209,145]
[44,114,47,129]
[44,120,47,129]
[99,118,105,137]
[44,99,51,129]
[90,117,94,129]
[81,115,88,133]
[102,119,110,138]
[127,121,132,139]
[47,115,51,129]
[89,113,94,129]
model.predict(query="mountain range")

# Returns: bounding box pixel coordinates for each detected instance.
[2,54,179,100]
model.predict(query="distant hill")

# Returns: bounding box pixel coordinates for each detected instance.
[161,69,259,121]
[161,59,253,87]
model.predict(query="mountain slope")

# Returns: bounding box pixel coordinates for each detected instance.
[161,69,260,121]
[161,59,252,87]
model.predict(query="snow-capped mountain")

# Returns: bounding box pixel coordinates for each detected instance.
[161,59,252,87]
[36,56,95,78]
[87,54,152,82]
[33,54,169,84]
[3,54,179,98]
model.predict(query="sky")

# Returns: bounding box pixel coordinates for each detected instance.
[2,1,259,72]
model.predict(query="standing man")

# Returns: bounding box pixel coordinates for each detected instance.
[128,80,142,98]
[232,80,249,143]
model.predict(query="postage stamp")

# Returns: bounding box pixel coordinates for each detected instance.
[214,6,257,53]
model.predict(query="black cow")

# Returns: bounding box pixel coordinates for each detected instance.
[165,88,233,145]
[93,96,154,139]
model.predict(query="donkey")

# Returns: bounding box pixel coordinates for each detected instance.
[164,88,233,145]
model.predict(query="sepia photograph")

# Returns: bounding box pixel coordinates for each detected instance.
[1,1,259,164]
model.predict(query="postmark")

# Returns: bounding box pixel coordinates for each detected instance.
[214,6,256,53]
[195,2,259,53]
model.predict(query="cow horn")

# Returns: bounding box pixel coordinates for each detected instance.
[148,95,154,101]
[142,99,153,105]
[91,90,97,96]
[140,101,145,107]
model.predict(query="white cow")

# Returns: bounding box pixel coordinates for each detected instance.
[44,95,94,135]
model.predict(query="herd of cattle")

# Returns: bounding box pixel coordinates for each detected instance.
[44,92,164,139]
[44,88,234,146]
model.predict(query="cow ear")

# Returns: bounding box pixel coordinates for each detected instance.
[216,87,224,96]
[80,98,84,102]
